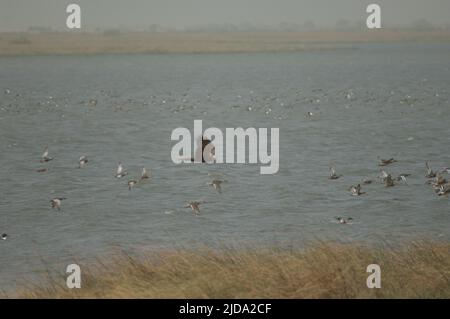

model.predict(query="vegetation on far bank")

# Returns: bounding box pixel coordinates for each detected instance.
[1,30,450,56]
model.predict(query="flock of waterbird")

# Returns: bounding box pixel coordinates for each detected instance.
[1,141,449,239]
[0,131,223,240]
[36,143,224,213]
[330,157,450,224]
[0,139,226,241]
[0,149,128,239]
[1,102,449,238]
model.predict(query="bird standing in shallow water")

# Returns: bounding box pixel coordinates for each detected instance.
[51,198,66,210]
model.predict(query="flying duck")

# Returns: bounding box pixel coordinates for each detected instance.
[378,157,397,166]
[185,201,202,214]
[335,217,353,224]
[140,168,150,180]
[384,175,395,187]
[40,146,53,163]
[191,136,215,163]
[329,166,342,180]
[396,174,411,183]
[78,156,88,168]
[379,169,389,181]
[436,184,450,196]
[128,180,138,190]
[209,179,223,193]
[350,184,365,196]
[115,162,127,178]
[426,162,436,178]
[430,174,448,188]
[50,198,66,210]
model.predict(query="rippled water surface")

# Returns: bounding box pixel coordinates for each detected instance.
[1,43,449,289]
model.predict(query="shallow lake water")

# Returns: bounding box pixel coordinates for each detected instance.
[0,43,449,290]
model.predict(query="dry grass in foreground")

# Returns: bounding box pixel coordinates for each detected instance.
[14,242,450,299]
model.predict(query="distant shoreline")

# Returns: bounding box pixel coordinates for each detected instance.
[1,30,450,56]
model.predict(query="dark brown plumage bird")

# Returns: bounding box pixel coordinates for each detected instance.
[191,136,215,163]
[378,157,397,166]
[185,201,202,214]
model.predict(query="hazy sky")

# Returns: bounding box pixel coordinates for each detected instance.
[0,0,449,31]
